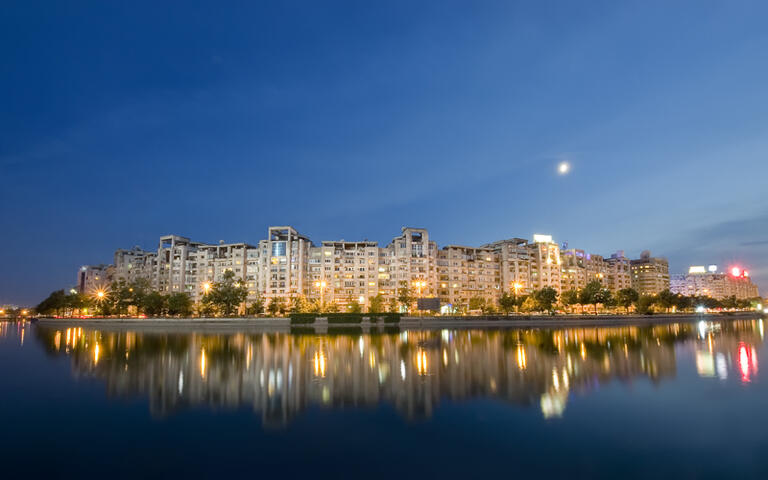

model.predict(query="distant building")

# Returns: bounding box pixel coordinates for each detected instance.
[606,251,632,292]
[77,264,111,294]
[670,265,760,299]
[114,246,156,285]
[630,251,670,295]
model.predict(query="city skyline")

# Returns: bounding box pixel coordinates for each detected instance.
[3,1,768,304]
[63,225,759,313]
[3,222,766,306]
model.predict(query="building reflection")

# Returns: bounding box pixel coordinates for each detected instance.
[33,320,765,425]
[693,319,763,383]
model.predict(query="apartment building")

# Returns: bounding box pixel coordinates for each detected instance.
[113,246,157,285]
[76,264,111,294]
[630,251,670,295]
[308,240,380,308]
[483,238,533,295]
[437,245,500,309]
[606,251,632,292]
[154,235,204,297]
[381,227,438,299]
[195,242,255,301]
[256,226,313,303]
[528,235,562,293]
[560,249,587,292]
[670,266,760,300]
[82,226,764,311]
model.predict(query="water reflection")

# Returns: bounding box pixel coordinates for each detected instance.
[31,320,764,426]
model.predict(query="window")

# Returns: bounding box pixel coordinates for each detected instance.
[271,242,286,257]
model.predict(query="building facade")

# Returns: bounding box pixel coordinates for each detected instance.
[76,226,761,311]
[630,251,670,295]
[670,266,760,300]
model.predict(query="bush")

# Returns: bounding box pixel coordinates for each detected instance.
[375,313,401,323]
[290,313,317,324]
[327,314,363,324]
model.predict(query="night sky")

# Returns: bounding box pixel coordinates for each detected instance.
[2,1,768,305]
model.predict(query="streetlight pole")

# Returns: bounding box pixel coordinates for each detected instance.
[315,280,326,310]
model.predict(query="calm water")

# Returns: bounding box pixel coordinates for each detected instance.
[1,319,767,478]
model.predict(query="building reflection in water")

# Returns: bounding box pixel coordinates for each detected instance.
[32,320,765,426]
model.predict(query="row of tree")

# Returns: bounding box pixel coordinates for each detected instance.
[36,276,762,318]
[489,281,761,315]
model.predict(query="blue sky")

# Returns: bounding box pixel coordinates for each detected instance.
[2,1,768,304]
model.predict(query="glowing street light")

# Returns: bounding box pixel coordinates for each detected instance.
[412,280,427,298]
[315,280,327,306]
[202,282,212,294]
[96,291,105,300]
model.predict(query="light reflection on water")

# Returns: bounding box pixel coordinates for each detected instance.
[18,319,764,425]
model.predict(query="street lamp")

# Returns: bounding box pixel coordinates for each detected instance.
[315,280,327,307]
[513,283,522,295]
[412,280,426,298]
[202,282,212,295]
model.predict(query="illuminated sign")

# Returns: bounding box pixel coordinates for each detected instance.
[533,234,553,244]
[688,266,706,274]
[731,267,742,277]
[707,265,717,273]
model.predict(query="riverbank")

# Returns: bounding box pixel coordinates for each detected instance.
[35,311,763,333]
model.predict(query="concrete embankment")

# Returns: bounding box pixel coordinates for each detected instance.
[35,311,763,333]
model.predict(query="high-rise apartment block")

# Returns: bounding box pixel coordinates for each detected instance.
[630,251,670,295]
[670,265,759,300]
[78,226,758,310]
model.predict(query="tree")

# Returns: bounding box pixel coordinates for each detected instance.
[481,299,498,314]
[675,294,693,312]
[580,281,602,314]
[37,290,67,316]
[65,291,89,316]
[129,279,152,314]
[167,293,192,316]
[291,295,313,313]
[655,289,676,313]
[721,295,738,309]
[109,279,134,315]
[368,294,385,314]
[520,296,539,313]
[397,282,414,313]
[324,301,340,313]
[469,297,486,312]
[388,297,399,313]
[535,287,559,314]
[594,288,613,314]
[203,271,248,316]
[561,289,580,314]
[347,298,363,313]
[498,293,517,314]
[267,297,287,316]
[616,288,639,313]
[143,292,167,316]
[636,295,655,315]
[246,293,265,316]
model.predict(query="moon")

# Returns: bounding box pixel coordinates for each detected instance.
[557,161,571,175]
